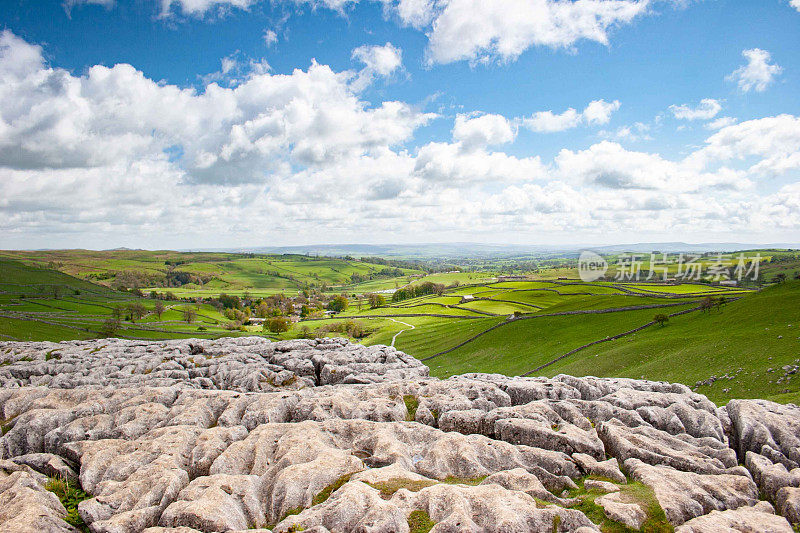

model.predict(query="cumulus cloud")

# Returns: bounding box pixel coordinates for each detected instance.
[791,0,800,12]
[0,30,432,183]
[351,42,403,90]
[727,48,782,93]
[705,117,737,130]
[452,113,516,150]
[523,100,619,133]
[416,0,650,65]
[2,30,800,247]
[688,114,800,176]
[669,98,721,120]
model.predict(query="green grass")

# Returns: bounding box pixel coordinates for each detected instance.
[45,477,91,532]
[367,478,437,498]
[312,473,354,506]
[544,281,800,404]
[566,477,672,533]
[404,395,419,421]
[425,306,694,378]
[407,510,435,533]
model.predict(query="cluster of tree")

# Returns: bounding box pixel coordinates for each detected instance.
[391,282,445,302]
[327,295,348,312]
[317,319,372,339]
[699,296,727,313]
[263,316,291,333]
[367,293,386,308]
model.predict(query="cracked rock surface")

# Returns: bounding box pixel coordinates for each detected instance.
[1,337,799,532]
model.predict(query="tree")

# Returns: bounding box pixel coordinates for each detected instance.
[653,313,669,327]
[182,307,197,324]
[328,295,348,313]
[699,296,714,313]
[300,305,311,318]
[774,273,787,283]
[52,286,62,299]
[112,305,124,321]
[153,300,166,319]
[265,317,291,333]
[128,302,147,322]
[368,293,386,309]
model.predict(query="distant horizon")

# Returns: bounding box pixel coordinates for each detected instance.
[5,240,800,254]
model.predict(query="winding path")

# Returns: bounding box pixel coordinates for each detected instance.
[387,317,415,347]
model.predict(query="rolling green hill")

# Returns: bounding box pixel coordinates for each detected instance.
[541,280,800,405]
[0,250,425,296]
[0,258,242,341]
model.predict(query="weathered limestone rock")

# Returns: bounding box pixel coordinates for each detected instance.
[745,451,800,502]
[1,339,799,532]
[776,486,800,525]
[727,400,800,469]
[479,468,577,505]
[625,458,759,525]
[159,475,266,531]
[584,479,620,493]
[0,460,76,532]
[598,419,741,475]
[273,480,600,533]
[572,453,626,483]
[595,491,647,529]
[0,337,429,392]
[675,501,794,532]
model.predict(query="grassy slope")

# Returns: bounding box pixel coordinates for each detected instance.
[0,250,424,295]
[0,259,239,341]
[543,281,800,405]
[419,306,695,378]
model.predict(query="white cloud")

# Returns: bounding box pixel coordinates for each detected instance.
[2,30,800,247]
[159,0,257,17]
[726,48,782,93]
[351,42,403,90]
[704,116,737,130]
[598,122,652,142]
[669,98,722,120]
[452,113,516,150]
[791,0,800,12]
[523,99,619,133]
[414,141,547,184]
[689,114,800,176]
[263,29,278,46]
[417,0,650,65]
[0,30,432,183]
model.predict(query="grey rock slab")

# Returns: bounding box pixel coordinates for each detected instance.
[595,491,647,529]
[675,501,794,532]
[728,400,800,469]
[625,458,759,525]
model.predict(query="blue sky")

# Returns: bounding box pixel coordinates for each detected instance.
[1,0,799,248]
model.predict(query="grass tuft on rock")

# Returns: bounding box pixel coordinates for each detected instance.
[441,475,487,486]
[566,477,673,533]
[407,510,435,533]
[366,477,437,498]
[45,476,91,532]
[403,395,419,421]
[312,473,353,506]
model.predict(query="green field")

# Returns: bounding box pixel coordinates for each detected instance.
[0,250,425,296]
[0,258,246,341]
[1,250,797,406]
